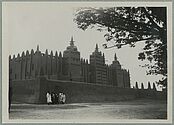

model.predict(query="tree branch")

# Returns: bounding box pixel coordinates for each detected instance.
[142,8,162,32]
[104,36,159,49]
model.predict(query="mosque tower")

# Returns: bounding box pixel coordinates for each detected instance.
[63,37,82,81]
[110,53,124,87]
[89,44,107,84]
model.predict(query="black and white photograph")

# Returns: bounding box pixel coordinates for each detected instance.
[2,1,173,123]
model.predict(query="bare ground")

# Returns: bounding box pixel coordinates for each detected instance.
[9,99,167,121]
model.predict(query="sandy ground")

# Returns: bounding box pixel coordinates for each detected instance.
[9,99,167,121]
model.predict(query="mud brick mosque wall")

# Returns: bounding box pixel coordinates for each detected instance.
[11,77,166,104]
[39,77,136,103]
[11,78,40,103]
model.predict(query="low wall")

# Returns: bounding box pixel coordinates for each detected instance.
[11,78,40,103]
[39,77,137,103]
[11,77,167,104]
[136,89,167,100]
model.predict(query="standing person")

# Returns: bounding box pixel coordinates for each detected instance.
[55,93,58,104]
[62,93,66,104]
[59,93,63,104]
[46,92,52,105]
[52,93,56,104]
[58,93,61,104]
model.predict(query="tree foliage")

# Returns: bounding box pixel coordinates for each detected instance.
[74,7,167,87]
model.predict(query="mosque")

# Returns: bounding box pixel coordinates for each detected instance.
[9,37,130,88]
[9,37,166,104]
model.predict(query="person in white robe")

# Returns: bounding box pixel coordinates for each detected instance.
[62,93,66,104]
[46,92,52,105]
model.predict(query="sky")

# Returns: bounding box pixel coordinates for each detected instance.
[2,2,165,90]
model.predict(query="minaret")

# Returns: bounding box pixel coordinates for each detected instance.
[112,53,121,68]
[55,51,58,57]
[90,43,107,84]
[35,45,41,78]
[50,50,53,56]
[26,50,29,56]
[22,51,25,57]
[114,53,117,61]
[37,45,39,52]
[50,51,53,75]
[135,82,139,89]
[86,59,88,64]
[147,81,151,89]
[13,55,15,59]
[45,49,48,75]
[102,53,105,64]
[70,36,75,46]
[128,70,130,75]
[127,70,130,88]
[31,49,34,55]
[63,36,81,81]
[59,52,62,57]
[141,83,144,89]
[17,53,20,58]
[45,49,48,55]
[55,51,58,76]
[9,55,11,60]
[59,52,62,74]
[95,44,99,52]
[153,83,157,91]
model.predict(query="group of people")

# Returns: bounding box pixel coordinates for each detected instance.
[46,92,66,105]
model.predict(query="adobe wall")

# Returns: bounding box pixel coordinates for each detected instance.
[38,77,137,104]
[11,77,167,104]
[11,78,40,103]
[136,89,167,100]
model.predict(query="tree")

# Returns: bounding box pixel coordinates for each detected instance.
[74,7,167,87]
